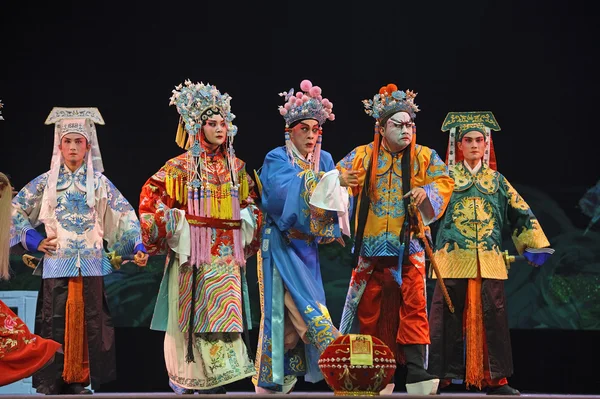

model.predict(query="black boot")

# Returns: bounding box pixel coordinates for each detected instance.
[196,386,227,394]
[403,344,440,395]
[61,383,93,395]
[403,344,438,383]
[487,384,520,395]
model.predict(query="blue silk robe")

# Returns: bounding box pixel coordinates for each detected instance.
[254,146,342,391]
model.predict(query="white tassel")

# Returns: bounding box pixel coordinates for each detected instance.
[85,150,95,207]
[484,127,491,166]
[448,127,456,167]
[46,127,63,209]
[284,131,295,167]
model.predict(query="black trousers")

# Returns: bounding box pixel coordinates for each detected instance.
[33,276,116,394]
[428,278,513,381]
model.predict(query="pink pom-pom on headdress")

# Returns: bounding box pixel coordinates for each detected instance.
[328,113,336,121]
[278,79,334,127]
[300,80,313,91]
[279,108,288,116]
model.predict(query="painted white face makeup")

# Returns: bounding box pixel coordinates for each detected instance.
[382,111,414,152]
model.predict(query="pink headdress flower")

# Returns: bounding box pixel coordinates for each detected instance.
[278,79,335,127]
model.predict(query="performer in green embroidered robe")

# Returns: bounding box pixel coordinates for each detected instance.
[428,112,553,395]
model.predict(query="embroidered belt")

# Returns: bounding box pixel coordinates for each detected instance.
[285,228,314,243]
[185,215,241,229]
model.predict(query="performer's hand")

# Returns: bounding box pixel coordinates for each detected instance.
[134,251,149,267]
[339,170,359,188]
[37,237,57,256]
[403,187,427,207]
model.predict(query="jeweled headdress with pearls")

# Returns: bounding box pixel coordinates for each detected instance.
[0,100,4,121]
[170,80,238,149]
[361,84,420,202]
[278,79,335,127]
[363,84,420,121]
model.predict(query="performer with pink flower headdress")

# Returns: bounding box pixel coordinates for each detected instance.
[337,84,454,395]
[139,80,262,394]
[253,79,357,393]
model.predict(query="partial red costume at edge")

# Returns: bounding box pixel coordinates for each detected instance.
[0,169,61,387]
[0,301,61,386]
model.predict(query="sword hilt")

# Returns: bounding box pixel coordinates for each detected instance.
[106,251,136,270]
[502,250,525,269]
[22,254,41,269]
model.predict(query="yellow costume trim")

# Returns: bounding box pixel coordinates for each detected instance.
[433,242,508,280]
[512,219,551,254]
[451,163,499,194]
[175,121,186,149]
[253,169,263,197]
[240,171,249,204]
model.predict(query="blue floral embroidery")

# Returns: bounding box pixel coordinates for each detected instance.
[338,148,358,170]
[218,243,233,257]
[377,155,387,169]
[55,191,95,234]
[106,179,134,213]
[14,173,47,211]
[111,228,140,256]
[426,150,449,178]
[56,171,70,188]
[63,238,97,258]
[370,175,405,218]
[66,238,86,250]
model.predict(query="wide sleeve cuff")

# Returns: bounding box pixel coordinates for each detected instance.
[24,229,44,252]
[167,209,190,262]
[240,207,256,248]
[309,169,351,236]
[419,188,435,226]
[309,169,347,212]
[133,243,147,254]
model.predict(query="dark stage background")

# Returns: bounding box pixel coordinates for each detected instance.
[1,0,599,395]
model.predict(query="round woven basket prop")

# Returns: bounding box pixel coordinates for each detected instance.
[318,334,396,396]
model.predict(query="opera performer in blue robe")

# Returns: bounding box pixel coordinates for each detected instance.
[253,80,359,393]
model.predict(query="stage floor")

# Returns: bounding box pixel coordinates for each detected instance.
[2,393,599,398]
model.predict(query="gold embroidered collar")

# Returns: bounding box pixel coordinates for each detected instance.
[452,161,499,194]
